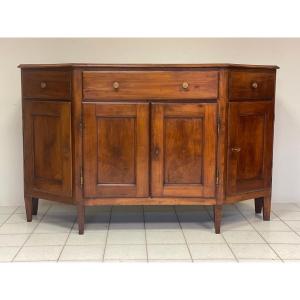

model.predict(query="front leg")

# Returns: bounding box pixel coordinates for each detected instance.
[213,205,222,234]
[77,204,85,234]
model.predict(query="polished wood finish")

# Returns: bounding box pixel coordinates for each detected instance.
[227,101,274,195]
[229,70,275,100]
[22,70,71,100]
[151,103,217,198]
[23,101,72,200]
[83,103,149,198]
[255,197,264,214]
[83,71,218,100]
[20,63,278,234]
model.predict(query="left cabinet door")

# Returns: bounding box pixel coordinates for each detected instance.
[83,103,149,198]
[23,101,72,199]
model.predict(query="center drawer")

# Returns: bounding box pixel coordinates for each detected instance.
[82,71,219,100]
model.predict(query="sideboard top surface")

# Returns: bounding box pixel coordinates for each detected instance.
[18,63,279,70]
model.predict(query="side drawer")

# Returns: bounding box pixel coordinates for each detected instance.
[22,70,71,100]
[229,70,275,100]
[83,71,219,100]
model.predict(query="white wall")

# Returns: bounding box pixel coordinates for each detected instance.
[0,38,299,205]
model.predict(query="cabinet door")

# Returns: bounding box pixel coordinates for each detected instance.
[23,101,72,198]
[227,102,274,195]
[83,103,149,198]
[151,103,217,197]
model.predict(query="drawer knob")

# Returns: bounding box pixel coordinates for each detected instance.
[113,81,120,90]
[231,147,241,153]
[251,82,258,89]
[40,81,47,89]
[182,82,189,90]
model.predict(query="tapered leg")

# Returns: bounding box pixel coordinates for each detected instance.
[263,196,271,221]
[24,197,33,222]
[213,205,222,234]
[254,197,263,214]
[32,197,39,215]
[77,204,85,234]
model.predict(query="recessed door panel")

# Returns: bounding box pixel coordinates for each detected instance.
[23,101,72,199]
[83,103,149,198]
[151,103,217,197]
[227,102,274,195]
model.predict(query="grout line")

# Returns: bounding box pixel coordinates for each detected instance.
[11,204,52,262]
[174,205,194,262]
[271,210,300,237]
[101,206,113,262]
[57,216,77,262]
[143,206,149,262]
[234,204,283,262]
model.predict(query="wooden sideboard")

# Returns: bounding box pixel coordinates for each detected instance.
[19,63,279,234]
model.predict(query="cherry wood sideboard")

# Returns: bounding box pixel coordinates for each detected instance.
[19,63,279,234]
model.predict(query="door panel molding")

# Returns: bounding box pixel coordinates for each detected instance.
[151,103,217,198]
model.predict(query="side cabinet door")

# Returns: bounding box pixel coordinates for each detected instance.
[227,102,274,195]
[83,103,149,198]
[23,101,72,198]
[151,103,217,197]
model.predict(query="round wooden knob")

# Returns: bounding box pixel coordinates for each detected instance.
[252,82,258,89]
[182,82,189,89]
[40,81,47,89]
[113,81,120,89]
[231,147,241,153]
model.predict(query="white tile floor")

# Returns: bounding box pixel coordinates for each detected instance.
[1,200,300,262]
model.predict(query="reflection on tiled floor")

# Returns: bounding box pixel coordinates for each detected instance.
[1,200,300,262]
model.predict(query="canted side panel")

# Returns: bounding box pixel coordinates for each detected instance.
[23,101,72,199]
[227,102,274,195]
[33,114,63,182]
[236,114,265,181]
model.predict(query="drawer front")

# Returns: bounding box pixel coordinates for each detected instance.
[22,71,71,100]
[229,71,275,100]
[83,71,219,100]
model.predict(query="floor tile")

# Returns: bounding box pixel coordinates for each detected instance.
[146,230,186,244]
[272,203,300,211]
[221,217,254,231]
[85,206,111,214]
[270,244,300,260]
[183,229,225,244]
[67,231,107,245]
[59,245,105,261]
[148,259,192,262]
[260,231,300,244]
[73,222,109,231]
[176,211,211,222]
[189,244,234,260]
[144,206,175,213]
[180,221,214,230]
[0,222,37,234]
[0,206,18,215]
[194,259,237,263]
[0,214,11,224]
[243,211,280,221]
[147,244,191,260]
[274,211,300,221]
[251,220,291,232]
[109,222,144,230]
[145,221,181,231]
[0,247,20,262]
[111,212,144,223]
[34,221,73,233]
[144,211,178,222]
[230,244,278,259]
[222,231,265,244]
[104,259,147,263]
[14,246,63,262]
[25,233,69,246]
[238,259,281,263]
[107,230,145,245]
[0,234,29,246]
[104,244,147,260]
[14,204,50,215]
[284,221,300,232]
[6,213,42,224]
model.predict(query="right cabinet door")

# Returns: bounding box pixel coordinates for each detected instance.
[227,102,274,195]
[151,103,217,198]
